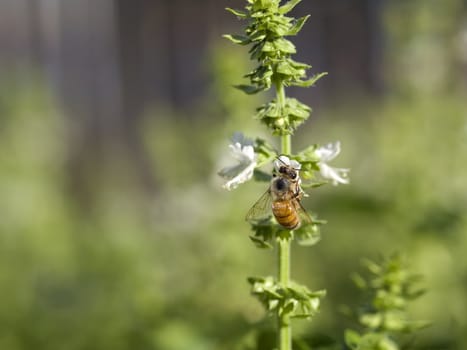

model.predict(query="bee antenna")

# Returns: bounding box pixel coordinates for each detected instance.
[277,155,300,170]
[276,155,288,165]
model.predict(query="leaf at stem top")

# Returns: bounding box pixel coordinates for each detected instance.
[223,34,251,45]
[286,15,310,36]
[249,235,273,249]
[278,0,302,15]
[225,7,248,18]
[234,84,264,95]
[291,72,328,87]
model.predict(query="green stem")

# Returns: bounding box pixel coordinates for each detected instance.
[276,80,292,350]
[281,134,291,156]
[278,238,291,350]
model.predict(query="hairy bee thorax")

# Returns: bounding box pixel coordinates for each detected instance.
[271,177,289,198]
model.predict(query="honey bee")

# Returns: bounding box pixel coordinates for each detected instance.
[246,156,312,229]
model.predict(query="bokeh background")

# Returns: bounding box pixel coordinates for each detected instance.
[1,0,466,349]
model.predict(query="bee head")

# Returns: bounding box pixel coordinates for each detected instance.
[278,165,297,180]
[278,166,287,174]
[275,156,300,181]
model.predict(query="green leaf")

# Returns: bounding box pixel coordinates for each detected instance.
[261,41,276,53]
[225,7,248,18]
[250,10,270,19]
[291,314,312,320]
[285,97,311,118]
[254,101,277,120]
[269,17,294,37]
[310,289,327,298]
[254,137,277,167]
[295,223,321,247]
[362,258,382,275]
[301,181,328,189]
[268,299,280,311]
[278,0,302,14]
[292,72,328,87]
[344,329,362,349]
[223,34,251,45]
[234,84,264,94]
[248,41,264,60]
[287,285,310,300]
[382,311,407,332]
[377,336,399,350]
[287,15,310,36]
[249,235,273,248]
[276,61,296,75]
[296,232,320,246]
[246,66,274,90]
[295,144,319,161]
[254,97,312,135]
[360,313,383,330]
[274,38,297,54]
[263,288,283,299]
[262,38,296,54]
[288,59,311,70]
[247,276,267,285]
[281,300,297,316]
[276,229,293,241]
[353,333,398,350]
[249,31,267,42]
[403,320,432,332]
[275,60,309,81]
[351,273,367,289]
[256,0,276,11]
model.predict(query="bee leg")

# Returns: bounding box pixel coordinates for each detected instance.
[293,186,301,199]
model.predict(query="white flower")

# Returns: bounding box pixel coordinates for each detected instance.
[315,141,349,185]
[274,155,301,171]
[218,132,257,190]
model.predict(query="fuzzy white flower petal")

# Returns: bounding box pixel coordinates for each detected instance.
[221,160,256,190]
[274,155,301,171]
[315,141,341,162]
[316,141,349,185]
[219,133,257,190]
[231,131,254,147]
[319,163,350,185]
[289,159,301,170]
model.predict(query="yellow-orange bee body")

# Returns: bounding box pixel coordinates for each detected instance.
[272,200,300,229]
[246,156,311,229]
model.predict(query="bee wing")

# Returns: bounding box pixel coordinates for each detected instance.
[245,189,273,221]
[293,200,313,226]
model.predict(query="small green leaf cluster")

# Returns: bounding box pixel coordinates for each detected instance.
[248,216,325,248]
[254,97,312,136]
[254,137,278,168]
[248,276,325,321]
[345,254,430,350]
[225,0,327,135]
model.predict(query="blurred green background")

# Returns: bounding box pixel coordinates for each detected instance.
[0,0,466,349]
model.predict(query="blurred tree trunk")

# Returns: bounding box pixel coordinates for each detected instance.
[0,0,42,76]
[303,0,385,96]
[56,0,127,206]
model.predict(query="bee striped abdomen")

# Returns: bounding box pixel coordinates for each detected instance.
[272,200,300,229]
